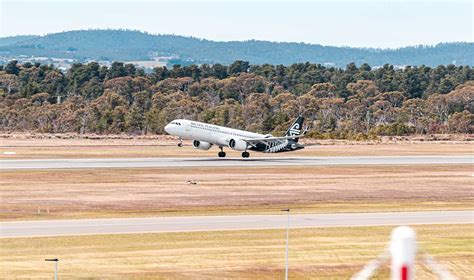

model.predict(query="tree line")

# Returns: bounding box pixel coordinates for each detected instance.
[0,60,472,138]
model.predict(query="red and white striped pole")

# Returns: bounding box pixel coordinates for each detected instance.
[390,226,417,280]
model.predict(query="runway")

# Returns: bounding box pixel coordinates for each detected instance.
[0,155,472,169]
[1,211,472,238]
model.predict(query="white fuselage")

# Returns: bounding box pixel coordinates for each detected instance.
[164,119,267,147]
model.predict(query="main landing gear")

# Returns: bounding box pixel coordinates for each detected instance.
[217,147,249,158]
[218,146,226,158]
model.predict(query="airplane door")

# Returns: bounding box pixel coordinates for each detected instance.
[184,122,192,138]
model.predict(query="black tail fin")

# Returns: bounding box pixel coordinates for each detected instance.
[284,117,304,142]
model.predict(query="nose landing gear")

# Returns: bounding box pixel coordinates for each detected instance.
[241,151,250,158]
[218,146,226,158]
[177,138,183,147]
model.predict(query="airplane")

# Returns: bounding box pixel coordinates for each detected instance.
[164,117,306,158]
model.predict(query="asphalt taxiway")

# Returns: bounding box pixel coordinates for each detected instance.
[1,211,472,238]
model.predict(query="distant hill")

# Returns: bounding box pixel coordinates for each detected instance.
[0,35,37,47]
[0,29,472,67]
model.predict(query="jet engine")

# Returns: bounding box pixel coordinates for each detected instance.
[192,140,212,150]
[228,138,248,151]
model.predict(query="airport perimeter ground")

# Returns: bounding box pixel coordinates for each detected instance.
[1,224,473,279]
[1,136,473,278]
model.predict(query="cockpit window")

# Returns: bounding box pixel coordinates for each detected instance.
[171,122,181,125]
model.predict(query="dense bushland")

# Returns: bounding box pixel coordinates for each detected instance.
[0,60,472,138]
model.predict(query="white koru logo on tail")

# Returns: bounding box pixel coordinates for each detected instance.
[289,123,300,136]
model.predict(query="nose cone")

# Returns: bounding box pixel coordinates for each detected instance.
[164,124,172,134]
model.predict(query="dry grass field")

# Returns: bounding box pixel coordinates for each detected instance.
[1,224,472,279]
[1,165,472,220]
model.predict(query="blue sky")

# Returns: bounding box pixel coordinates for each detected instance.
[1,0,472,48]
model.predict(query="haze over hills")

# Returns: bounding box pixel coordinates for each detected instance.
[0,29,472,68]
